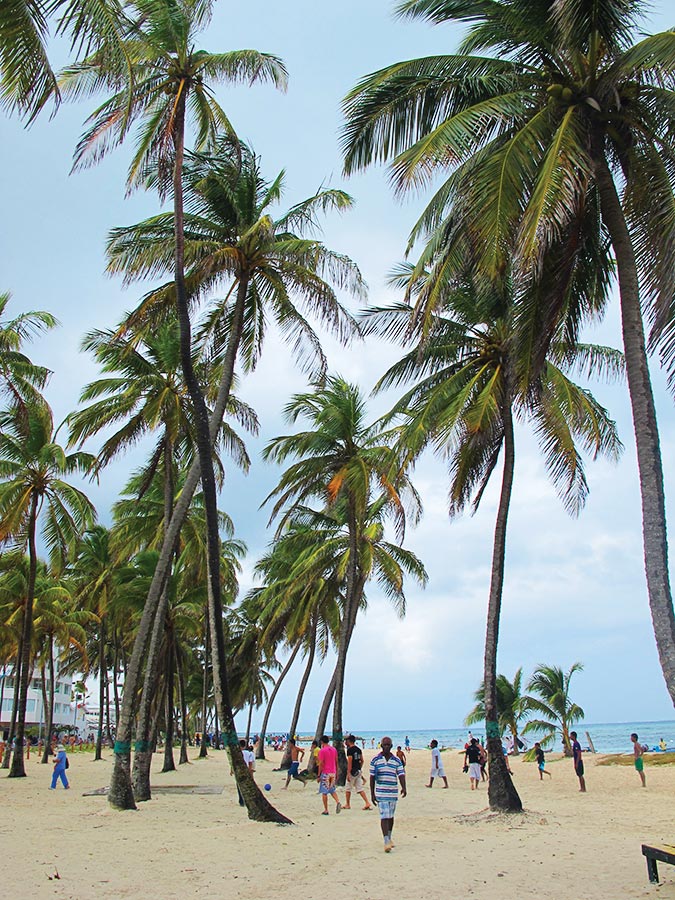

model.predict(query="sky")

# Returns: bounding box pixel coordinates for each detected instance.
[1,0,675,735]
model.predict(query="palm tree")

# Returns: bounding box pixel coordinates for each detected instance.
[264,377,427,781]
[465,669,529,755]
[0,291,56,413]
[0,403,96,777]
[523,662,585,755]
[342,0,675,706]
[101,138,361,817]
[366,258,622,810]
[61,0,288,818]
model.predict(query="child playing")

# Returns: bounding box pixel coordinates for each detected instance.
[534,741,551,779]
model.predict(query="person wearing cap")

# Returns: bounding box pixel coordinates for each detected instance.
[370,736,406,852]
[50,743,69,790]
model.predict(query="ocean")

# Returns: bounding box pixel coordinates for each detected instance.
[343,720,675,755]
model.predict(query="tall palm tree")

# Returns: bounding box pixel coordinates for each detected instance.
[101,139,361,817]
[342,0,675,706]
[264,377,427,781]
[0,403,96,776]
[367,259,622,810]
[465,668,529,755]
[523,662,585,755]
[61,0,288,818]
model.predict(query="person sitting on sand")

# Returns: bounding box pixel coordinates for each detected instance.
[534,742,552,780]
[631,732,646,787]
[426,739,448,788]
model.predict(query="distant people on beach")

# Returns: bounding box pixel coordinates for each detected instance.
[426,739,448,788]
[534,742,551,780]
[318,735,342,815]
[463,738,482,790]
[659,737,667,751]
[396,745,407,768]
[370,735,406,853]
[479,740,488,781]
[404,735,410,752]
[345,734,371,810]
[631,732,646,787]
[50,743,69,790]
[282,738,305,790]
[570,731,586,792]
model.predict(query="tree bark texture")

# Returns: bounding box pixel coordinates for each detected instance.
[256,642,301,760]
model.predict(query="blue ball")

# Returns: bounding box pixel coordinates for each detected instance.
[264,783,272,791]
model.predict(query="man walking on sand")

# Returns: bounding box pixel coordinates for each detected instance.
[318,735,342,815]
[426,739,448,788]
[282,738,306,790]
[370,736,406,853]
[631,732,646,787]
[345,734,372,809]
[570,731,586,792]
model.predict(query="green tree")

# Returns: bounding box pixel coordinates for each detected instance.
[342,0,675,706]
[62,0,287,818]
[367,258,622,810]
[0,291,56,412]
[465,668,529,755]
[101,137,361,817]
[523,662,585,755]
[264,376,427,781]
[0,404,95,777]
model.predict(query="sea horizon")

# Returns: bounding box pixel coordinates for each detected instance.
[281,718,675,755]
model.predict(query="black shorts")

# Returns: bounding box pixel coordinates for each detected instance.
[575,761,584,777]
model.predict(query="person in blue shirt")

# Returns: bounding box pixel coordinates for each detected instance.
[50,743,69,790]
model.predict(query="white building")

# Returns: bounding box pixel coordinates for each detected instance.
[0,667,88,735]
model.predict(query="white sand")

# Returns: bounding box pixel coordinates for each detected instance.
[1,746,672,899]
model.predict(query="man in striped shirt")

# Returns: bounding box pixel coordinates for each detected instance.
[370,736,407,853]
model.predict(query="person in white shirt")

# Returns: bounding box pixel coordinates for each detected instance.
[425,739,448,788]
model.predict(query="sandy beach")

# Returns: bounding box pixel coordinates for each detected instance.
[1,745,673,899]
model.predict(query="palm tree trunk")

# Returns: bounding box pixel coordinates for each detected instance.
[104,663,112,742]
[2,655,21,768]
[107,274,250,809]
[244,702,253,745]
[595,157,675,705]
[9,493,38,778]
[310,670,337,774]
[280,622,317,770]
[162,640,176,773]
[199,611,210,759]
[484,403,522,812]
[95,619,106,761]
[113,639,121,730]
[168,96,288,822]
[176,647,189,765]
[41,638,55,764]
[256,642,301,760]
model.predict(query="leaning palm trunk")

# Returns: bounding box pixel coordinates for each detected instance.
[161,642,176,773]
[595,158,675,704]
[95,619,106,761]
[40,641,55,764]
[107,277,248,809]
[199,611,210,759]
[311,670,337,774]
[176,648,189,765]
[2,655,21,768]
[256,642,301,760]
[280,622,318,770]
[9,494,38,778]
[484,403,522,812]
[170,97,289,824]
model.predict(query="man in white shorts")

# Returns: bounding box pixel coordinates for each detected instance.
[370,736,407,852]
[463,737,482,790]
[425,738,449,788]
[344,734,372,809]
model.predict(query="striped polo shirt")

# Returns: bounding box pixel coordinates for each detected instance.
[370,752,404,800]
